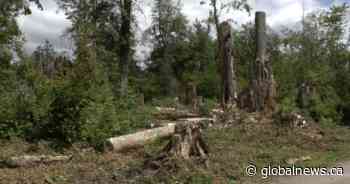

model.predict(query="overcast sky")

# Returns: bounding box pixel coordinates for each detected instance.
[17,0,349,58]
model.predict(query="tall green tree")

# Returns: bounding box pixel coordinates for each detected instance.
[145,0,189,97]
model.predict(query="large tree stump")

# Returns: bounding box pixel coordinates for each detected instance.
[162,122,209,160]
[144,122,209,172]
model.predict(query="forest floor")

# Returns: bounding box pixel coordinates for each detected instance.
[1,109,350,184]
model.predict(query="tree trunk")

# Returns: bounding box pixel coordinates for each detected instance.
[238,12,276,113]
[161,122,209,160]
[219,22,237,108]
[144,122,209,171]
[255,11,276,113]
[184,82,198,112]
[118,0,132,97]
[106,118,213,152]
[106,123,176,152]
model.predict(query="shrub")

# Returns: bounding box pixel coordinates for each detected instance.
[199,98,217,116]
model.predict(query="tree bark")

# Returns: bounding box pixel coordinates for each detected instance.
[153,107,201,120]
[238,11,276,113]
[255,11,276,113]
[144,122,209,171]
[161,122,209,160]
[106,118,214,152]
[219,22,237,108]
[118,0,132,97]
[107,124,176,152]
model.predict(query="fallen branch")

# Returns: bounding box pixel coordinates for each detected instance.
[5,155,72,168]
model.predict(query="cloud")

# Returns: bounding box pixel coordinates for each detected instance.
[17,0,72,55]
[17,0,344,59]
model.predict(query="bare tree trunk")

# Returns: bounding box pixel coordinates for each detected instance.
[255,11,276,113]
[219,22,237,108]
[119,0,132,97]
[238,12,276,113]
[184,82,198,112]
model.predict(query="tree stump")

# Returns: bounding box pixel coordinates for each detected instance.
[144,122,209,172]
[162,122,209,160]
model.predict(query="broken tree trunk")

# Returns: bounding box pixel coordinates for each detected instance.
[106,123,176,152]
[238,12,276,113]
[144,122,209,172]
[219,22,237,108]
[4,155,72,168]
[162,122,209,160]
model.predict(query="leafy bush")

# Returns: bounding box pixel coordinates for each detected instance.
[114,93,153,135]
[0,62,53,139]
[278,97,298,115]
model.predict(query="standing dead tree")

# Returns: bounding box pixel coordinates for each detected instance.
[219,22,237,108]
[238,11,276,113]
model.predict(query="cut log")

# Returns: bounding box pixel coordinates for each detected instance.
[153,107,201,120]
[106,123,176,152]
[179,118,215,128]
[106,117,214,152]
[4,155,72,168]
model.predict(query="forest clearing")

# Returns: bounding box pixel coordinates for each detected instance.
[1,0,350,183]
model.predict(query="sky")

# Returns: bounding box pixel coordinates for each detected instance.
[17,0,349,59]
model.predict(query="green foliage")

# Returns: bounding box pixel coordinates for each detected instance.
[187,174,213,184]
[114,96,153,135]
[1,0,350,151]
[278,97,298,115]
[272,4,349,124]
[199,98,217,116]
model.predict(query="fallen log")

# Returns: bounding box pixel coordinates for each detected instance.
[153,107,201,120]
[106,117,214,152]
[4,155,72,168]
[106,123,176,152]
